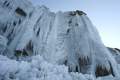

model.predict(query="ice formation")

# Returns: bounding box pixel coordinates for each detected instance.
[0,0,120,80]
[0,55,120,80]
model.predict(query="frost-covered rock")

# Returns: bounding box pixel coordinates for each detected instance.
[107,47,120,64]
[0,0,120,79]
[0,0,34,57]
[0,55,93,80]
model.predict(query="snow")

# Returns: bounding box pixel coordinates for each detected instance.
[0,35,8,54]
[0,55,90,80]
[0,35,7,46]
[0,55,120,80]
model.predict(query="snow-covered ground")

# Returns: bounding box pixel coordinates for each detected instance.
[0,55,119,80]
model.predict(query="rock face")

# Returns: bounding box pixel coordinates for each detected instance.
[0,0,33,56]
[0,0,119,78]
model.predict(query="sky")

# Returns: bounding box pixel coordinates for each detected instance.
[31,0,120,48]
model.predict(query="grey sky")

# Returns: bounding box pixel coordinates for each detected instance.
[31,0,120,48]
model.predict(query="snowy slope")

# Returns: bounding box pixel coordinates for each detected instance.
[0,0,120,80]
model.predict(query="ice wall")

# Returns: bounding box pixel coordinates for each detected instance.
[0,0,119,78]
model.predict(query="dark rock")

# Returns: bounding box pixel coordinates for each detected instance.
[76,10,87,15]
[15,7,27,17]
[36,28,40,37]
[95,61,115,77]
[69,10,86,16]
